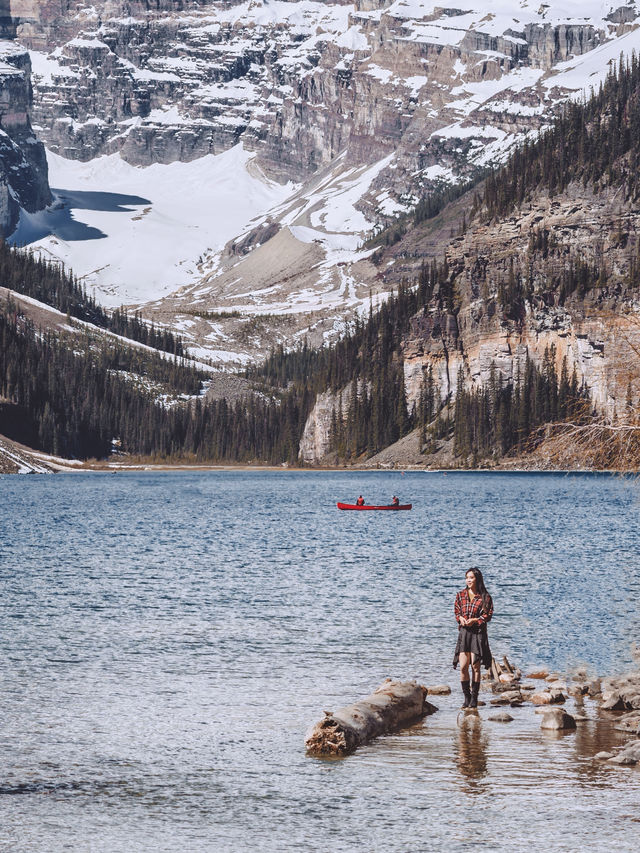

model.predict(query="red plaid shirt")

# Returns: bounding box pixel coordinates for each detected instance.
[454,589,493,627]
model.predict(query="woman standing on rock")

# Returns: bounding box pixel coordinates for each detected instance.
[453,568,493,709]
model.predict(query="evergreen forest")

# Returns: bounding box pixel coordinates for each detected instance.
[482,52,640,219]
[0,241,185,356]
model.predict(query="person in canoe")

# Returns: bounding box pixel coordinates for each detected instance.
[391,495,400,506]
[356,495,365,506]
[453,568,493,709]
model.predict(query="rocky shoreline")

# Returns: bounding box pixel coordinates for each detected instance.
[303,653,640,765]
[452,655,640,768]
[1,426,635,476]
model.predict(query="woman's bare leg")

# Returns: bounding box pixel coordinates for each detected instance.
[459,652,471,681]
[470,654,480,683]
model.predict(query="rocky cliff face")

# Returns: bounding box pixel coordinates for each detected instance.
[20,2,640,200]
[400,180,640,418]
[300,173,640,462]
[0,37,51,235]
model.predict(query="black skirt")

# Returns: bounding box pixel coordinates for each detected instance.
[453,625,492,670]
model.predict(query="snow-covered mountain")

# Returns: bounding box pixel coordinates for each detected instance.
[5,0,640,364]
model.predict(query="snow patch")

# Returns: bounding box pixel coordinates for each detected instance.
[9,145,298,308]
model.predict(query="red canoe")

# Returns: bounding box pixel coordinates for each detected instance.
[337,502,412,511]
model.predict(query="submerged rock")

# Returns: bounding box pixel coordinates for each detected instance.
[526,669,549,679]
[488,712,514,723]
[500,690,523,703]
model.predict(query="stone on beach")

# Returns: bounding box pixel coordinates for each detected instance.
[305,679,437,757]
[608,743,640,765]
[500,690,523,703]
[531,690,565,705]
[427,685,451,695]
[490,689,523,707]
[595,751,614,761]
[488,712,514,722]
[585,678,602,697]
[601,691,626,711]
[592,668,640,766]
[540,708,577,730]
[493,681,523,694]
[613,712,640,733]
[601,673,640,710]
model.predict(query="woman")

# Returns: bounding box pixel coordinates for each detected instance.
[453,568,493,709]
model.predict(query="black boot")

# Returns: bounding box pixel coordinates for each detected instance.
[469,680,480,708]
[460,680,471,708]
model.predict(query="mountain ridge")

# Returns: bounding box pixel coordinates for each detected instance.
[4,0,640,365]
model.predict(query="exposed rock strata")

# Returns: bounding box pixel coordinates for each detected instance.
[300,179,640,463]
[401,185,640,417]
[0,39,51,234]
[9,1,640,378]
[19,1,640,202]
[0,431,55,473]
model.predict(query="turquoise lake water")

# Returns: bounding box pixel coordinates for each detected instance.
[1,470,639,851]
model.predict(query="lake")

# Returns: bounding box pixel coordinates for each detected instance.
[1,470,639,851]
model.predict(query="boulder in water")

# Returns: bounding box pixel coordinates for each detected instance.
[540,708,576,730]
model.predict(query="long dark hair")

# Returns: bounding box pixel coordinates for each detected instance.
[466,567,491,611]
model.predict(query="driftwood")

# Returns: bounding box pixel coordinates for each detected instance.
[305,679,437,757]
[490,655,521,685]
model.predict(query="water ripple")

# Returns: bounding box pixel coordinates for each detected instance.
[1,471,639,851]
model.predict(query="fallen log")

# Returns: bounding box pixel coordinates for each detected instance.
[305,678,437,757]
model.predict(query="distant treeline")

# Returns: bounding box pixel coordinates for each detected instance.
[0,241,185,356]
[250,259,594,463]
[0,302,313,462]
[484,53,640,218]
[452,348,590,461]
